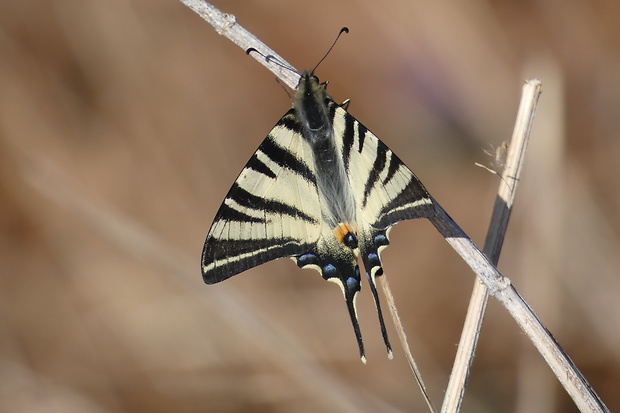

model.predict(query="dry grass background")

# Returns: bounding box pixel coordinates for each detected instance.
[1,1,619,412]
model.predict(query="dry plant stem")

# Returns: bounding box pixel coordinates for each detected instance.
[441,79,542,413]
[429,205,608,412]
[180,1,610,411]
[379,276,437,413]
[178,0,300,89]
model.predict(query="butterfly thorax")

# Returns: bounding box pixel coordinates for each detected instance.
[294,72,332,137]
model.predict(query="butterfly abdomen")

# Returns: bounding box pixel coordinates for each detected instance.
[295,72,358,232]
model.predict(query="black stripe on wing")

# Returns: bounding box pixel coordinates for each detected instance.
[383,150,401,185]
[203,237,314,284]
[357,122,368,153]
[373,178,435,228]
[362,140,388,208]
[261,135,316,185]
[341,110,355,172]
[246,154,277,179]
[228,182,317,224]
[215,202,266,224]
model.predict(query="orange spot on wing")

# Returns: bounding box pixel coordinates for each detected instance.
[333,223,358,245]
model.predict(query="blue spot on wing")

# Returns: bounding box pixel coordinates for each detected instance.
[346,276,359,291]
[297,253,318,266]
[374,233,389,247]
[323,264,338,279]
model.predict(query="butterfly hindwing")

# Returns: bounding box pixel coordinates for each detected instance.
[330,103,436,355]
[202,110,322,284]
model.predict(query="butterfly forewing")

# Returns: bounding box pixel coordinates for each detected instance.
[330,104,435,230]
[202,110,322,284]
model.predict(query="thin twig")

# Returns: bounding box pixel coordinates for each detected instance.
[429,204,608,412]
[380,276,437,413]
[441,79,542,413]
[179,1,610,411]
[178,0,300,89]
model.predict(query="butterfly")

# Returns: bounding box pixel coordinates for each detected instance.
[201,71,437,362]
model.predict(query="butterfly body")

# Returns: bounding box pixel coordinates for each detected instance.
[202,72,436,361]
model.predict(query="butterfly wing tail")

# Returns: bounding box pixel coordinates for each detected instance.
[359,229,394,358]
[295,248,367,363]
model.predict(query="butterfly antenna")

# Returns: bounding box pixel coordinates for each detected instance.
[311,27,349,74]
[246,48,300,75]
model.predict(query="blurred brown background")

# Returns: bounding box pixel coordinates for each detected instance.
[1,0,619,412]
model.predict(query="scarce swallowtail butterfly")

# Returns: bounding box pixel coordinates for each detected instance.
[201,70,437,362]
